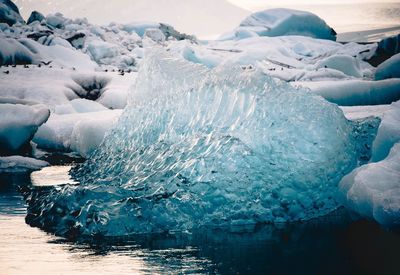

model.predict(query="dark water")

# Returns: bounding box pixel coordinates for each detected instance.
[1,170,399,275]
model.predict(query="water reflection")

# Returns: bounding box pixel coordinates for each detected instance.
[0,170,399,274]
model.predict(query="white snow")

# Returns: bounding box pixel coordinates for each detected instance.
[0,155,48,172]
[0,103,49,153]
[375,53,400,80]
[220,8,336,41]
[340,143,400,228]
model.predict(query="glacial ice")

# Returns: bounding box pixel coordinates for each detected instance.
[26,51,358,237]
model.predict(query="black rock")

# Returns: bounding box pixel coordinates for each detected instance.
[27,10,45,25]
[0,0,25,26]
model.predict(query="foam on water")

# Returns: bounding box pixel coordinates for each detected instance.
[26,50,358,237]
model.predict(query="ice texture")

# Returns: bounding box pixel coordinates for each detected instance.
[340,143,400,228]
[26,51,358,237]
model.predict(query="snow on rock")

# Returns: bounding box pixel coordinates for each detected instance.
[70,111,122,157]
[121,22,161,37]
[340,143,400,228]
[371,100,400,162]
[297,79,400,106]
[220,8,336,41]
[375,53,400,80]
[0,155,48,172]
[86,40,120,64]
[144,28,165,43]
[0,0,24,26]
[0,37,34,65]
[0,103,49,155]
[45,13,67,29]
[27,10,45,25]
[0,35,98,69]
[34,110,122,155]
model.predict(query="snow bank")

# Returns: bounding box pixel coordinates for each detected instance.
[0,155,48,172]
[221,8,336,41]
[371,101,400,162]
[340,143,400,228]
[297,79,400,106]
[375,53,400,80]
[0,103,49,154]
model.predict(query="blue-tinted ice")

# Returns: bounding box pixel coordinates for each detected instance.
[26,51,358,237]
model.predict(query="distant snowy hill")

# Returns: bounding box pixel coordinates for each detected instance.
[15,0,249,37]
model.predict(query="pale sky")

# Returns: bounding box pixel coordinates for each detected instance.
[228,0,400,10]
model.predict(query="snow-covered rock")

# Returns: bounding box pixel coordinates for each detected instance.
[70,112,121,157]
[86,40,120,63]
[34,110,122,155]
[45,13,67,29]
[315,54,363,78]
[297,79,400,106]
[0,35,98,69]
[0,155,48,172]
[0,103,49,154]
[144,28,165,43]
[27,10,45,25]
[375,53,400,80]
[0,37,34,65]
[340,143,400,228]
[371,100,400,162]
[0,0,24,26]
[221,8,336,41]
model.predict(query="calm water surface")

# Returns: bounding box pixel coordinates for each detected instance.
[1,169,399,275]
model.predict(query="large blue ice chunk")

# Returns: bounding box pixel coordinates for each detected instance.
[26,50,357,237]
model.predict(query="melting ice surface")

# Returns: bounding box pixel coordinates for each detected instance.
[26,50,358,237]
